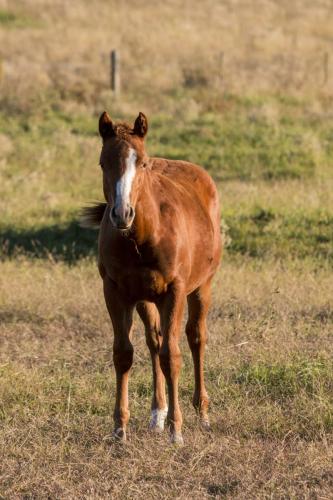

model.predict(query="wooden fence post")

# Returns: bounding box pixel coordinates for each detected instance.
[219,51,224,83]
[111,50,120,95]
[323,52,329,85]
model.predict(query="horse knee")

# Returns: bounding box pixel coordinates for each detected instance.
[159,344,181,379]
[113,344,134,374]
[145,328,160,352]
[159,347,169,376]
[186,322,207,349]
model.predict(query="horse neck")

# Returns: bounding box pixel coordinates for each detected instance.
[133,169,160,245]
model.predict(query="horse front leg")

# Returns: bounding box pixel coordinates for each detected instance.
[103,276,134,442]
[158,282,186,444]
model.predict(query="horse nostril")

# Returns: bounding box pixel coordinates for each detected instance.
[111,206,117,220]
[129,206,134,219]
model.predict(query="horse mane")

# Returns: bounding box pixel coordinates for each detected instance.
[80,202,107,228]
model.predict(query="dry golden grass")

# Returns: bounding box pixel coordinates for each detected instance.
[1,257,333,497]
[0,0,332,114]
[0,1,333,497]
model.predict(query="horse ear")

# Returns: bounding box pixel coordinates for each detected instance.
[99,111,115,139]
[133,112,148,137]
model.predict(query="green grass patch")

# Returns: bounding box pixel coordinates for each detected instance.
[146,92,333,181]
[148,113,319,181]
[234,358,333,400]
[0,9,38,28]
[225,208,333,261]
[0,98,332,262]
[0,10,16,25]
[207,357,333,439]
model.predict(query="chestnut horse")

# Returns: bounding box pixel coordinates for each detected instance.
[83,111,222,444]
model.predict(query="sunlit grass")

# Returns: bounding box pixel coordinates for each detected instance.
[1,0,333,495]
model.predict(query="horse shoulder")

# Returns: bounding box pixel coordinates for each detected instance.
[151,158,218,206]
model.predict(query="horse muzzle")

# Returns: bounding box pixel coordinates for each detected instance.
[110,204,135,230]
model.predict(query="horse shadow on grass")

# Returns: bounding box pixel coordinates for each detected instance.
[0,220,98,264]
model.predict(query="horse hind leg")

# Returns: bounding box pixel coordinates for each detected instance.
[186,279,212,430]
[136,301,168,432]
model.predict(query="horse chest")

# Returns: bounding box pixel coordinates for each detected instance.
[109,264,168,302]
[99,241,168,302]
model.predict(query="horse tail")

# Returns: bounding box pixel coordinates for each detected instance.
[79,202,107,228]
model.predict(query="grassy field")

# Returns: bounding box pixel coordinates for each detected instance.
[1,0,333,498]
[1,257,332,497]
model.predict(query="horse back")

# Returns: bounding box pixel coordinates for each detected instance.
[151,157,220,237]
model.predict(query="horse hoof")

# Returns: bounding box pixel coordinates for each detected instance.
[200,419,211,432]
[112,427,126,442]
[149,407,168,432]
[149,423,164,433]
[170,431,184,446]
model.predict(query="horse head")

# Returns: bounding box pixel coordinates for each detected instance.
[98,111,149,230]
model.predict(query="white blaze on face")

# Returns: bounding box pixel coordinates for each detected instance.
[114,147,137,217]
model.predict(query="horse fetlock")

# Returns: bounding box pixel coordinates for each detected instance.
[193,393,209,412]
[149,406,168,432]
[114,407,130,427]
